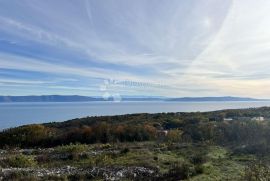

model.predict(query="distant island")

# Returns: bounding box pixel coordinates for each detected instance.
[0,95,268,102]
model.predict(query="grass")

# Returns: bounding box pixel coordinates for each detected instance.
[156,151,186,173]
[206,146,228,159]
[0,142,266,180]
[110,149,156,167]
[190,146,245,181]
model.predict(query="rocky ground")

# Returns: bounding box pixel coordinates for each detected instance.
[0,142,251,180]
[0,143,162,180]
[0,166,157,180]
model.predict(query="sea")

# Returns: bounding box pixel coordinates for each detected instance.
[1,101,270,129]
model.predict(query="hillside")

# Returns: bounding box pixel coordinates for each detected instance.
[1,107,270,180]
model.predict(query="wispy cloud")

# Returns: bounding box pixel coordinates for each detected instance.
[0,0,270,97]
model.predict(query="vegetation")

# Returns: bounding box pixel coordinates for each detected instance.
[3,154,37,168]
[1,107,270,180]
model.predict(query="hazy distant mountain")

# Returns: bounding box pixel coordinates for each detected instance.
[0,95,267,102]
[167,96,267,102]
[0,95,102,102]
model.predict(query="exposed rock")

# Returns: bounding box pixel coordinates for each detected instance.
[0,166,157,180]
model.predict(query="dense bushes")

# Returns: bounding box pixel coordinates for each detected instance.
[0,125,53,147]
[0,123,157,148]
[1,107,270,149]
[161,162,198,180]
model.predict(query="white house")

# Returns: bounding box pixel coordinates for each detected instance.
[251,117,264,121]
[223,118,233,121]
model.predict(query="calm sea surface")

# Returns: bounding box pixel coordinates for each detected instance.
[1,101,270,129]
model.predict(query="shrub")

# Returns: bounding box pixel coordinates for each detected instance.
[5,154,37,168]
[242,161,270,181]
[163,162,196,180]
[99,143,112,149]
[54,143,88,160]
[166,129,183,143]
[36,154,51,164]
[189,153,206,164]
[120,148,130,154]
[94,154,113,166]
[153,156,158,161]
[55,143,88,153]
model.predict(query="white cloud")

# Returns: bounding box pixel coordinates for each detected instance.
[1,0,270,97]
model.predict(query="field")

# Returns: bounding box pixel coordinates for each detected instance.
[0,142,252,180]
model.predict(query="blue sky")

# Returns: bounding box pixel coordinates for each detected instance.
[0,0,270,98]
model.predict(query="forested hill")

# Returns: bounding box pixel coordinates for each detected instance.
[45,106,270,129]
[1,107,270,148]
